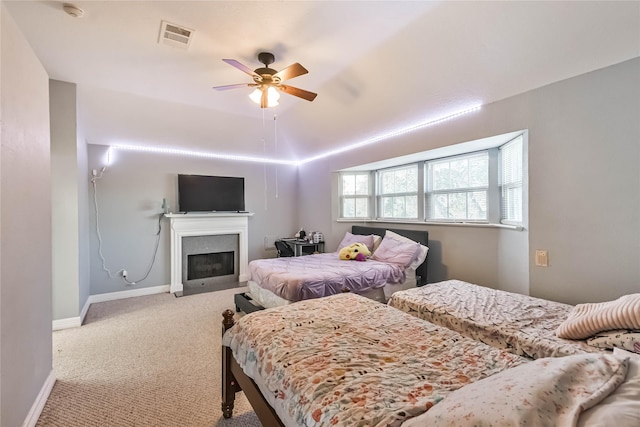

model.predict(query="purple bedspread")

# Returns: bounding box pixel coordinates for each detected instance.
[249,252,406,302]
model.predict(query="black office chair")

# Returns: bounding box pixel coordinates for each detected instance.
[275,240,295,257]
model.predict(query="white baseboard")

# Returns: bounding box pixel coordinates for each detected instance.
[87,284,170,304]
[22,369,56,427]
[52,316,81,331]
[79,297,91,324]
[52,285,170,330]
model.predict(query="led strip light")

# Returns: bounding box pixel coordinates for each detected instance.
[298,105,482,164]
[106,105,481,166]
[107,144,298,166]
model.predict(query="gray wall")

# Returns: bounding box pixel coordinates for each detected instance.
[0,5,53,426]
[87,145,298,295]
[50,80,91,322]
[50,80,80,320]
[527,59,640,303]
[298,58,640,305]
[77,96,91,315]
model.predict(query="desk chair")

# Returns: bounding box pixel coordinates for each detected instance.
[275,240,294,257]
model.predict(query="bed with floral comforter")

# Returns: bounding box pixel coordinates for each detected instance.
[388,279,601,359]
[223,293,525,426]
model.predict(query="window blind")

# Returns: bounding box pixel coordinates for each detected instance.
[500,135,523,223]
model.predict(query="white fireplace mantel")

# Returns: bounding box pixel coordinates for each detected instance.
[166,213,253,293]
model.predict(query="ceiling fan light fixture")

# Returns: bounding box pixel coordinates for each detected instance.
[214,52,316,108]
[249,86,280,107]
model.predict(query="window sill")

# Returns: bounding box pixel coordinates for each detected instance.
[336,218,524,231]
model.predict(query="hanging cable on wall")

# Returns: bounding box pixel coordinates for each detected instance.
[91,166,163,285]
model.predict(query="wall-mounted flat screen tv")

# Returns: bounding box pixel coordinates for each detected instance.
[178,174,245,213]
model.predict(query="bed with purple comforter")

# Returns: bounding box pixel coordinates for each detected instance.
[248,252,406,302]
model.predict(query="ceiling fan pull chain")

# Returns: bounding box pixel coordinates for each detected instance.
[274,114,279,199]
[262,108,268,210]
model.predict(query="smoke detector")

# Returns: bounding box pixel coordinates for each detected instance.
[63,3,84,18]
[158,21,194,50]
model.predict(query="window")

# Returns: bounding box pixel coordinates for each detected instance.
[426,152,488,221]
[500,135,523,224]
[337,132,525,227]
[340,172,370,218]
[377,165,418,219]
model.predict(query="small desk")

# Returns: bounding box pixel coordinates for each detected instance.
[280,239,325,256]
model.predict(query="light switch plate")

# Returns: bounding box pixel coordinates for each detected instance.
[535,250,549,267]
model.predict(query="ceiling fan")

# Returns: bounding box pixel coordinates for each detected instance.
[213,52,317,108]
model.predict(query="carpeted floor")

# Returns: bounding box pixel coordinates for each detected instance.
[36,287,261,426]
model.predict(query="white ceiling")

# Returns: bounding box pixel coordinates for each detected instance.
[5,1,640,162]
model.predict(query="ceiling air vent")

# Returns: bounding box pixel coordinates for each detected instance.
[159,21,194,49]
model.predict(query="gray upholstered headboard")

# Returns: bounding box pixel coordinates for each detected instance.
[351,226,428,286]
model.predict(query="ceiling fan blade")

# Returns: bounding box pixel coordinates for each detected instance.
[273,63,308,82]
[212,83,251,91]
[222,59,259,77]
[279,84,318,102]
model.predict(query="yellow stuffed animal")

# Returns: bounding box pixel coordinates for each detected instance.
[339,242,371,261]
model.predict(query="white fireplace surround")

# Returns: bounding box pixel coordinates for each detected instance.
[166,212,253,293]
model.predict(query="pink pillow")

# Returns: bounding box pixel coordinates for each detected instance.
[372,231,421,267]
[337,232,376,252]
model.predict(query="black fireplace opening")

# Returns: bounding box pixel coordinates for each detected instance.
[187,251,234,280]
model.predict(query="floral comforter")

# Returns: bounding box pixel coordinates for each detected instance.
[388,280,601,359]
[223,293,524,427]
[248,252,406,302]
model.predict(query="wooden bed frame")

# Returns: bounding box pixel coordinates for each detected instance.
[233,226,429,313]
[220,224,431,423]
[221,309,285,426]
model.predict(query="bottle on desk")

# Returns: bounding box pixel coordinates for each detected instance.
[299,228,306,240]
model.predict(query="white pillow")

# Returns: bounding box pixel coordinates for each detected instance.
[577,347,640,427]
[614,347,640,359]
[408,244,428,270]
[403,353,627,427]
